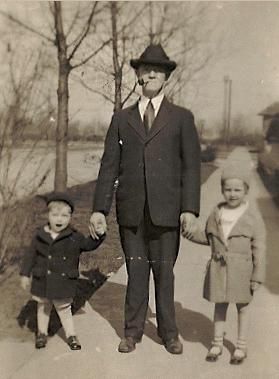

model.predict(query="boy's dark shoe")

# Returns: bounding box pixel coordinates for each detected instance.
[118,337,138,353]
[164,337,183,354]
[35,333,47,349]
[67,336,81,350]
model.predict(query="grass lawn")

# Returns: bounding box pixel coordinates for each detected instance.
[0,162,217,342]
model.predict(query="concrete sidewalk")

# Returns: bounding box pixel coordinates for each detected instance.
[2,147,279,379]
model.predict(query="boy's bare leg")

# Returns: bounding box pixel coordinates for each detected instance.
[53,299,75,338]
[37,298,52,335]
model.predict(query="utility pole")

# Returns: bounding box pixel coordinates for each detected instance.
[223,75,232,146]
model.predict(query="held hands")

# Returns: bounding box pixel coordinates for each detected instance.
[20,276,31,291]
[250,281,261,292]
[89,212,107,240]
[180,212,197,238]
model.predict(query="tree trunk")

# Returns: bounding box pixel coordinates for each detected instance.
[54,2,70,192]
[55,64,70,191]
[111,2,122,111]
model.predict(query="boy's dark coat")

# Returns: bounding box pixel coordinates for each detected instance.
[20,226,104,299]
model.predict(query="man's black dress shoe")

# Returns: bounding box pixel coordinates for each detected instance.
[118,337,137,353]
[164,338,183,354]
[67,336,81,350]
[35,333,47,349]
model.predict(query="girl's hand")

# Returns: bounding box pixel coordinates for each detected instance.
[20,276,31,291]
[250,281,261,292]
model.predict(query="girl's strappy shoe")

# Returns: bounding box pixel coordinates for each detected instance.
[206,337,223,362]
[230,340,247,365]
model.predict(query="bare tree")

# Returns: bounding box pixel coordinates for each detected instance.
[73,1,147,111]
[75,1,218,112]
[143,2,218,105]
[0,51,53,273]
[0,1,111,191]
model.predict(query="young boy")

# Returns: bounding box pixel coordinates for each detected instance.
[20,192,105,350]
[186,164,266,364]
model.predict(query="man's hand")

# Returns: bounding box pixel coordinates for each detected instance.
[180,212,197,238]
[250,281,261,292]
[89,212,107,240]
[21,276,31,291]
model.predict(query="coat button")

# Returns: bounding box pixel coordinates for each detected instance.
[63,256,66,260]
[48,255,52,259]
[47,270,51,275]
[61,273,66,277]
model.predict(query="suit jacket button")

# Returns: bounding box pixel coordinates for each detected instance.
[61,273,66,277]
[63,256,66,260]
[48,255,52,259]
[47,270,51,275]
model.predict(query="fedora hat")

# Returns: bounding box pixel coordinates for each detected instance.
[130,43,177,72]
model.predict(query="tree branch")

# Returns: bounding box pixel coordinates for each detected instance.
[65,3,81,39]
[71,2,147,69]
[68,2,98,61]
[71,37,112,69]
[0,10,55,44]
[121,81,137,108]
[71,72,114,104]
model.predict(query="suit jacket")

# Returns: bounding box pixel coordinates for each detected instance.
[93,97,201,227]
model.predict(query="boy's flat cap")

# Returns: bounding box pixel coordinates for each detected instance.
[46,192,75,212]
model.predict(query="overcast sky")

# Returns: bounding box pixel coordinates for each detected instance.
[70,1,279,133]
[191,1,279,133]
[1,1,279,134]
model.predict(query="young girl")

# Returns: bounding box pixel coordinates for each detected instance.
[187,164,266,364]
[20,192,105,350]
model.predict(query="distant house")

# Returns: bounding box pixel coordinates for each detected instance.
[259,102,279,143]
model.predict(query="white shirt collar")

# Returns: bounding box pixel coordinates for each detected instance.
[138,92,165,120]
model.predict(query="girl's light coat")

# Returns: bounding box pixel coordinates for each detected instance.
[190,202,266,303]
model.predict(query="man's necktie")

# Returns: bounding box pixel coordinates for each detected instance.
[143,100,155,134]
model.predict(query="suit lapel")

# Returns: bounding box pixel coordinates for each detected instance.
[146,97,172,142]
[127,97,172,143]
[127,102,146,142]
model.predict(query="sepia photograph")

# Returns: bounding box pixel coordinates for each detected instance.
[0,1,278,378]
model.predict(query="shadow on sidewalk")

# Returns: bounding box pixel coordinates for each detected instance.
[17,269,106,338]
[89,281,125,339]
[175,302,234,354]
[90,281,235,352]
[175,302,213,349]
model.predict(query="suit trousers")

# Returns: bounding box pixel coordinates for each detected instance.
[119,204,180,342]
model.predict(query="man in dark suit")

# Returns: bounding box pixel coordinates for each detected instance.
[89,44,201,354]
